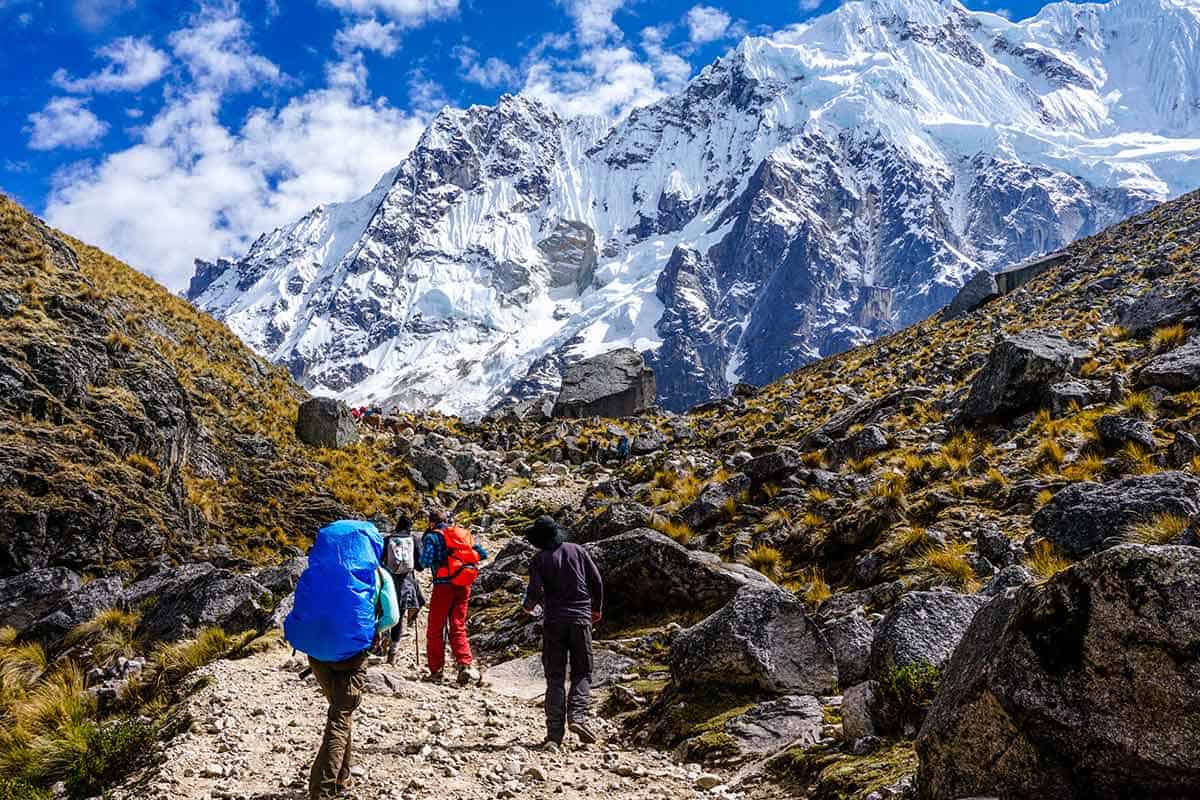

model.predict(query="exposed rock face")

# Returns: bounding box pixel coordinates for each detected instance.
[295,397,359,448]
[1117,285,1200,337]
[822,609,874,686]
[1032,471,1200,557]
[943,270,999,319]
[574,501,654,544]
[962,331,1084,419]
[553,349,656,419]
[1139,339,1200,390]
[869,591,988,679]
[1094,414,1156,451]
[138,568,273,641]
[0,567,83,635]
[917,545,1200,800]
[586,530,767,620]
[670,585,838,695]
[721,695,824,759]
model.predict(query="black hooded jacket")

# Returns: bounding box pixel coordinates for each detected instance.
[523,517,604,625]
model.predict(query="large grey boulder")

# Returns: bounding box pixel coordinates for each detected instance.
[917,545,1200,800]
[1032,471,1200,557]
[553,348,656,419]
[0,567,83,635]
[822,609,874,686]
[295,397,359,448]
[574,501,654,544]
[742,447,801,483]
[869,591,988,680]
[408,447,460,487]
[138,568,273,641]
[1094,414,1156,451]
[1116,284,1200,337]
[962,331,1084,419]
[1139,339,1200,391]
[670,585,838,695]
[587,530,767,619]
[944,270,1000,320]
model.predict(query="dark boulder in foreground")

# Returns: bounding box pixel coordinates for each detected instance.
[917,545,1200,800]
[296,397,359,448]
[553,348,656,419]
[1032,471,1200,557]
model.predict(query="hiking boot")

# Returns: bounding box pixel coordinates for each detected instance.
[422,670,444,684]
[457,664,481,686]
[569,720,599,744]
[537,738,562,753]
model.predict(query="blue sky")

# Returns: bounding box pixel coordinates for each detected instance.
[0,0,1061,290]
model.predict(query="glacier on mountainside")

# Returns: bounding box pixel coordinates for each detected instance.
[188,0,1200,416]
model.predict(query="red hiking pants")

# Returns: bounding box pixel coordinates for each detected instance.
[426,583,472,673]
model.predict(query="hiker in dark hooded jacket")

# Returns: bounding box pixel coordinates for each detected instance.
[522,515,604,747]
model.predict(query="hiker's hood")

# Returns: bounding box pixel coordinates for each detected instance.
[525,515,567,550]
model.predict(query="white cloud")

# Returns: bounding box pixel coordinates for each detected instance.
[799,0,821,11]
[558,0,627,45]
[334,17,401,56]
[46,88,427,291]
[685,5,731,44]
[27,97,109,150]
[42,5,431,291]
[407,70,448,114]
[168,5,281,93]
[52,36,169,93]
[525,44,665,119]
[453,45,517,89]
[320,0,459,27]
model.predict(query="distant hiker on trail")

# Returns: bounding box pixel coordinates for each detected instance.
[420,506,487,686]
[284,520,399,800]
[522,515,604,748]
[382,513,425,666]
[616,434,631,462]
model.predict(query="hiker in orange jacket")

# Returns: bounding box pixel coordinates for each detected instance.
[419,506,487,686]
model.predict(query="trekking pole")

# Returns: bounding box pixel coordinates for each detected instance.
[414,608,421,666]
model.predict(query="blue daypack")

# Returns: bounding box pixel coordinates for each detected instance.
[284,520,385,663]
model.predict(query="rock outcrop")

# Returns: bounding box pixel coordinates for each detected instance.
[1139,339,1200,390]
[869,591,988,679]
[670,585,838,695]
[1032,471,1200,557]
[917,545,1200,799]
[295,397,359,448]
[586,530,767,620]
[553,349,656,419]
[962,331,1084,419]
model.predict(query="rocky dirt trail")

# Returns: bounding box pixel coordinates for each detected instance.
[112,487,743,800]
[112,639,738,800]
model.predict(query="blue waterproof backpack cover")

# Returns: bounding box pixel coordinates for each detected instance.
[285,520,384,663]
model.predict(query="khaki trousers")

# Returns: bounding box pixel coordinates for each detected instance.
[307,650,368,800]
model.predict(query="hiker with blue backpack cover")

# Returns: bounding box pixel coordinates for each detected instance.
[284,520,399,800]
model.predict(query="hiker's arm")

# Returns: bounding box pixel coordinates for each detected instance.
[418,533,438,571]
[473,543,489,561]
[523,563,544,613]
[584,551,604,620]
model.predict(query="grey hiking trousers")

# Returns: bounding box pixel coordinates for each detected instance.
[542,621,593,741]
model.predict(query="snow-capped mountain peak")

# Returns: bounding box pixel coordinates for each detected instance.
[188,0,1200,417]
